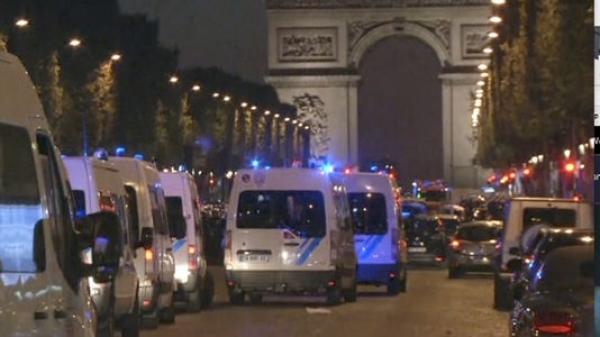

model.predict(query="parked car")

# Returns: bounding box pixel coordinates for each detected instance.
[406,214,446,263]
[509,245,594,337]
[446,221,502,278]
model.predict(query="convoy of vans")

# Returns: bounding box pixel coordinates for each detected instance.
[0,51,122,336]
[64,153,140,337]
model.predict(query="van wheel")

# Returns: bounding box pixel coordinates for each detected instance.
[342,281,357,303]
[120,295,140,337]
[387,277,401,296]
[140,308,159,330]
[399,268,407,293]
[493,274,513,311]
[159,299,176,324]
[201,271,215,309]
[186,288,202,313]
[229,291,245,305]
[326,278,342,306]
[248,293,263,304]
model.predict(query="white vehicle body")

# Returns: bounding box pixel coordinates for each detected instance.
[160,171,214,311]
[0,51,116,336]
[493,197,593,310]
[224,168,357,305]
[64,155,140,336]
[110,157,176,328]
[339,172,408,294]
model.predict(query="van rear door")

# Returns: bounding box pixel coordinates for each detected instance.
[232,190,329,271]
[348,192,391,264]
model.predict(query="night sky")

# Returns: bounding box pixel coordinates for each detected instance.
[118,0,268,83]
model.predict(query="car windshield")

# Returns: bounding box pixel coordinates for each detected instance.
[409,219,439,238]
[236,190,326,238]
[348,192,387,235]
[456,225,501,242]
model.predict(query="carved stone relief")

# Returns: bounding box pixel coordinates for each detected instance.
[266,0,489,9]
[347,18,451,55]
[460,24,490,59]
[292,93,330,160]
[278,27,338,62]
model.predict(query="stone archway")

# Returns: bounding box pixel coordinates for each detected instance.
[264,1,493,192]
[357,34,444,188]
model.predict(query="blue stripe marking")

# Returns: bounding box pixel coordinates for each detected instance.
[296,237,322,265]
[172,239,187,252]
[360,235,385,260]
[298,238,311,251]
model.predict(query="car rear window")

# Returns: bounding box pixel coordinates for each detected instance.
[456,225,501,241]
[348,192,387,235]
[523,208,576,232]
[537,234,594,258]
[236,190,326,238]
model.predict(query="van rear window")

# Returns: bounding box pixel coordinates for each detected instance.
[523,208,576,232]
[236,190,326,238]
[72,190,86,218]
[348,192,387,235]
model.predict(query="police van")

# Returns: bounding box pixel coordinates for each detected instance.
[160,171,215,312]
[0,51,121,336]
[111,157,176,328]
[224,168,357,305]
[64,152,140,336]
[340,172,408,295]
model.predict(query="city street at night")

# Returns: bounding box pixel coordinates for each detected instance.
[141,266,508,337]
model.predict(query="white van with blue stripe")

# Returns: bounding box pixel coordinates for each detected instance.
[160,171,215,312]
[341,172,408,295]
[224,168,357,305]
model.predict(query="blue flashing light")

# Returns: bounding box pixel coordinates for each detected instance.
[134,154,144,160]
[322,164,334,174]
[178,164,188,172]
[402,211,411,217]
[251,159,260,169]
[115,146,126,157]
[76,210,86,219]
[264,165,272,170]
[370,165,378,172]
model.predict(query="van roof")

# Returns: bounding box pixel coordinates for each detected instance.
[233,168,332,190]
[339,172,392,193]
[63,156,118,171]
[0,52,47,128]
[508,197,582,204]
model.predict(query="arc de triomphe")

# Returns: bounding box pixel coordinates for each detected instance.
[264,0,492,190]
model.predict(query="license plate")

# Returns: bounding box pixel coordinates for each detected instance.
[408,247,427,253]
[238,254,270,263]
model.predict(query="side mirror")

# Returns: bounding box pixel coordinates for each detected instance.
[85,211,121,283]
[507,258,523,273]
[138,227,154,250]
[509,247,520,256]
[33,219,46,272]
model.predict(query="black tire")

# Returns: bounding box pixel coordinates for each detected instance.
[343,283,357,303]
[493,274,513,311]
[387,277,401,296]
[398,267,407,293]
[159,297,176,324]
[186,288,202,313]
[248,293,264,304]
[120,295,140,337]
[140,307,159,330]
[229,291,245,305]
[201,271,215,309]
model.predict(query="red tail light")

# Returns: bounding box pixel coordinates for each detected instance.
[225,230,232,250]
[450,240,461,251]
[283,230,295,240]
[188,245,198,270]
[533,312,574,335]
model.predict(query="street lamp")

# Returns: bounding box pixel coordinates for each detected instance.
[477,64,488,71]
[488,31,499,39]
[192,84,201,91]
[110,53,121,61]
[69,38,82,47]
[477,81,485,86]
[169,76,178,83]
[274,113,280,119]
[251,105,257,111]
[491,0,506,4]
[15,18,29,28]
[489,16,502,24]
[241,102,248,108]
[212,92,220,98]
[480,72,489,78]
[264,110,271,116]
[223,95,231,102]
[483,47,493,54]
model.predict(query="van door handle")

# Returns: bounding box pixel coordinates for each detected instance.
[34,311,48,320]
[283,242,299,247]
[54,309,66,319]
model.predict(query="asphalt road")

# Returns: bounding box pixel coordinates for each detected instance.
[140,265,509,337]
